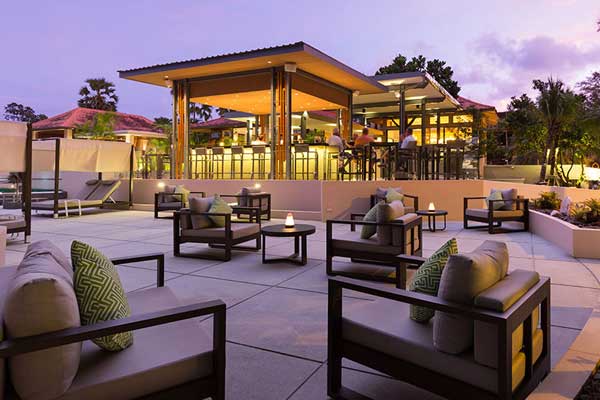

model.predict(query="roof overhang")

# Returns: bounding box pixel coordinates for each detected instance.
[113,130,166,139]
[353,72,461,114]
[118,42,386,95]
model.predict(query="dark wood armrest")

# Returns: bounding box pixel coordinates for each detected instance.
[0,300,225,358]
[189,191,205,197]
[464,196,487,201]
[404,194,419,210]
[329,277,506,324]
[111,253,165,287]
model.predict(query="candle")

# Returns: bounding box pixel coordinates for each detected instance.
[254,183,261,189]
[157,182,165,189]
[428,202,435,211]
[285,212,295,228]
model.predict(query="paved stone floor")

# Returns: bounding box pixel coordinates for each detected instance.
[5,210,600,399]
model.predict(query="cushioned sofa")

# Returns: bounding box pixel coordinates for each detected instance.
[464,188,530,234]
[0,241,225,400]
[328,241,550,400]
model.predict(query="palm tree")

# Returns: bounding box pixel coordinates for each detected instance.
[535,78,578,183]
[189,103,213,123]
[78,78,119,111]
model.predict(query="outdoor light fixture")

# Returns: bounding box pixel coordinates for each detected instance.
[254,183,261,189]
[284,62,297,73]
[157,182,165,189]
[429,202,436,211]
[285,213,295,228]
[394,91,401,99]
[164,79,172,88]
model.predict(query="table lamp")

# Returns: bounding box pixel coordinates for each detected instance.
[285,213,295,228]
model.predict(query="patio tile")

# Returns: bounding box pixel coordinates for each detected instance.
[509,256,535,272]
[551,326,582,368]
[455,237,485,252]
[289,364,444,400]
[267,240,327,261]
[550,284,599,308]
[98,242,173,259]
[165,273,268,309]
[552,306,594,330]
[226,287,371,362]
[534,260,599,289]
[194,253,319,286]
[570,309,600,356]
[225,343,320,400]
[533,242,575,261]
[117,265,179,292]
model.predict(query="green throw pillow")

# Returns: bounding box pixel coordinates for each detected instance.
[486,190,504,210]
[175,185,191,205]
[385,188,404,203]
[208,195,233,227]
[71,241,133,351]
[360,202,380,239]
[408,238,458,322]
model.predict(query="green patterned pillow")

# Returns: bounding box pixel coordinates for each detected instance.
[208,195,233,227]
[175,185,191,205]
[486,190,504,210]
[71,241,133,351]
[408,238,458,322]
[385,188,404,203]
[360,202,380,239]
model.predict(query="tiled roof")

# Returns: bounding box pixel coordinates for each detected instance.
[457,96,496,111]
[191,117,246,130]
[32,107,162,133]
[118,42,304,74]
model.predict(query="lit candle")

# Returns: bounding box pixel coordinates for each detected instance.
[428,202,435,211]
[254,183,261,189]
[157,182,165,189]
[284,212,295,228]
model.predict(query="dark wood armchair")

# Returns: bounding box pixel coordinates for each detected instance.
[220,193,271,221]
[370,193,419,212]
[154,191,205,219]
[464,196,530,234]
[328,275,551,400]
[174,208,261,261]
[0,252,226,400]
[326,217,422,288]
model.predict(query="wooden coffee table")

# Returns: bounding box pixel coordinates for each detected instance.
[416,210,448,232]
[261,224,316,265]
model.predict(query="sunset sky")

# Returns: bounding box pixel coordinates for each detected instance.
[1,0,599,119]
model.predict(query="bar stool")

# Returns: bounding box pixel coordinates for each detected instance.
[210,147,225,180]
[193,147,209,179]
[326,148,340,180]
[230,146,244,179]
[251,145,266,179]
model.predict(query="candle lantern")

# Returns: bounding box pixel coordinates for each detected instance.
[285,213,295,228]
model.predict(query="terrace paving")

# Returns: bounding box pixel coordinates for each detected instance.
[5,210,600,399]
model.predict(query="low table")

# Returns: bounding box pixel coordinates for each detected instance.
[261,224,316,265]
[416,210,448,232]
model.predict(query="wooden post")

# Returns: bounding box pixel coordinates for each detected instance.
[170,81,178,179]
[129,145,134,207]
[285,71,292,180]
[270,68,277,179]
[53,138,60,218]
[24,123,32,241]
[421,98,427,145]
[183,80,190,179]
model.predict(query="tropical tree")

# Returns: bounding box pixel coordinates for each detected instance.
[502,94,546,164]
[535,78,580,183]
[73,112,116,139]
[3,102,47,122]
[189,103,213,123]
[216,108,232,117]
[376,54,461,97]
[78,78,118,111]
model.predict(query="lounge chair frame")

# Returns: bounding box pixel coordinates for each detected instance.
[464,196,530,234]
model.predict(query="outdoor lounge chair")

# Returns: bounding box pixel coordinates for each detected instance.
[31,179,122,217]
[327,201,422,288]
[328,242,551,400]
[174,205,261,261]
[221,187,271,221]
[464,189,529,234]
[0,241,226,400]
[154,184,205,219]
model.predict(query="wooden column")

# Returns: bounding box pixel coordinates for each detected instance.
[285,71,292,180]
[420,99,427,145]
[170,81,178,179]
[172,80,189,179]
[275,69,286,179]
[270,69,277,179]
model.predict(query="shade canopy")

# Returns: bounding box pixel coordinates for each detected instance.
[354,72,461,114]
[33,138,133,173]
[0,121,29,173]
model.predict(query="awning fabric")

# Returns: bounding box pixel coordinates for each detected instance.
[0,121,28,173]
[33,138,133,173]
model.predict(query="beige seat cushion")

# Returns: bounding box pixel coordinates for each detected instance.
[331,232,405,255]
[343,298,542,393]
[0,267,17,400]
[4,252,80,400]
[182,223,259,240]
[57,287,213,400]
[189,197,213,229]
[158,201,183,209]
[403,206,415,214]
[434,241,508,354]
[466,208,524,219]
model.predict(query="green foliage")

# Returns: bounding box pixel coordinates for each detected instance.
[502,94,546,164]
[73,112,116,139]
[376,54,460,98]
[189,103,213,123]
[584,198,600,221]
[78,78,118,111]
[533,192,561,210]
[570,203,591,223]
[3,102,47,122]
[569,199,600,224]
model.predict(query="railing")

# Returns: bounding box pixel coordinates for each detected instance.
[137,143,474,181]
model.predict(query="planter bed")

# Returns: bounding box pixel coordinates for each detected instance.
[530,210,600,258]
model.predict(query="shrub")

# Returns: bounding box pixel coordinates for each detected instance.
[533,191,561,210]
[583,199,600,222]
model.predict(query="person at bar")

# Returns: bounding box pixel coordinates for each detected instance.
[400,127,417,149]
[354,127,374,148]
[327,127,346,153]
